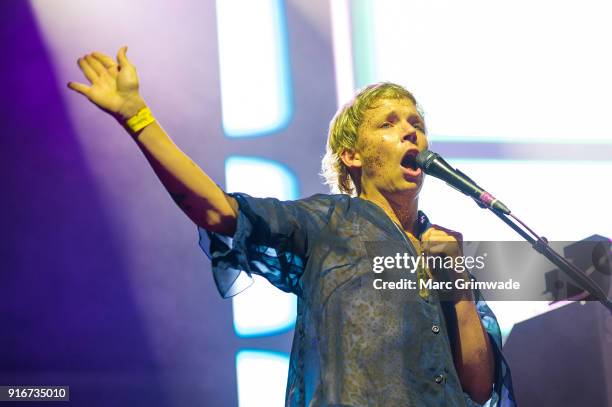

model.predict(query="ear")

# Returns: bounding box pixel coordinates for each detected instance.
[340,148,362,170]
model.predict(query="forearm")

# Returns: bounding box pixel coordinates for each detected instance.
[452,297,495,404]
[127,115,237,234]
[68,48,237,235]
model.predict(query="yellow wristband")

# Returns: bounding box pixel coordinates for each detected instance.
[126,107,155,132]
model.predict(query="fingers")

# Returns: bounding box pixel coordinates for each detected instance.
[77,56,98,83]
[422,225,462,243]
[422,241,451,256]
[91,51,115,68]
[85,54,107,77]
[67,81,90,97]
[117,45,131,69]
[423,233,456,245]
[421,227,462,258]
[422,230,453,244]
[92,51,119,78]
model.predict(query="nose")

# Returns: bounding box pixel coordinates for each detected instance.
[402,124,418,144]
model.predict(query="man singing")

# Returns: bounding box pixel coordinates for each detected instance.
[68,47,516,407]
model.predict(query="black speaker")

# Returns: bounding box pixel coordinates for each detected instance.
[503,301,612,407]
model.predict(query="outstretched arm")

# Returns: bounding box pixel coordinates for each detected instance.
[68,47,237,235]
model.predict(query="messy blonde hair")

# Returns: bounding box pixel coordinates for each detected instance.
[321,82,421,196]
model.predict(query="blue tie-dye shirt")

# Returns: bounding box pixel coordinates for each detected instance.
[199,192,517,407]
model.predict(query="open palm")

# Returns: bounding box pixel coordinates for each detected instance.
[68,46,145,120]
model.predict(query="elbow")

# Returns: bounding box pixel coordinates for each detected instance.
[193,194,238,235]
[202,208,237,236]
[457,351,495,405]
[468,384,493,405]
[461,364,494,405]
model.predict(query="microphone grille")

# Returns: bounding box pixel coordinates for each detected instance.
[415,150,437,170]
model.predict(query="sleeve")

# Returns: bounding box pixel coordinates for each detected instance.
[463,288,518,407]
[197,192,334,298]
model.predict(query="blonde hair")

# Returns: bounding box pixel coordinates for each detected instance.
[321,82,421,196]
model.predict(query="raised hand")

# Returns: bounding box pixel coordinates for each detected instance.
[66,46,237,234]
[421,225,474,300]
[68,46,146,121]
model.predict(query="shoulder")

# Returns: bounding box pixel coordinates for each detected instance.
[297,193,350,208]
[298,193,366,217]
[291,193,346,222]
[228,192,345,225]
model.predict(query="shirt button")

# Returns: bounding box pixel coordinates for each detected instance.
[434,374,444,384]
[431,325,440,334]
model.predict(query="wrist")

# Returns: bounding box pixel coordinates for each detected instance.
[124,106,156,135]
[117,95,148,122]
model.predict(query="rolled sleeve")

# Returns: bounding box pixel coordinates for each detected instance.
[197,194,257,297]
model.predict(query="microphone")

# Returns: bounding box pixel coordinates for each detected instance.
[416,150,511,214]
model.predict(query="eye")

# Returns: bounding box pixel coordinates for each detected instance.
[379,122,392,129]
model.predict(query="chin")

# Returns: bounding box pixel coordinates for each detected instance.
[388,181,422,197]
[402,176,423,189]
[403,180,424,194]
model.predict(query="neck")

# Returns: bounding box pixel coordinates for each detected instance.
[359,188,419,234]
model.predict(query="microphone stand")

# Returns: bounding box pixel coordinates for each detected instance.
[477,199,612,314]
[417,150,611,313]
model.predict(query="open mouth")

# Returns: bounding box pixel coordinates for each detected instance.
[400,149,419,171]
[400,149,421,177]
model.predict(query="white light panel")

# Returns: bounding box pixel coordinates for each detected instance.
[419,159,612,241]
[236,350,290,407]
[330,0,355,107]
[350,0,612,143]
[225,157,299,337]
[216,0,293,137]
